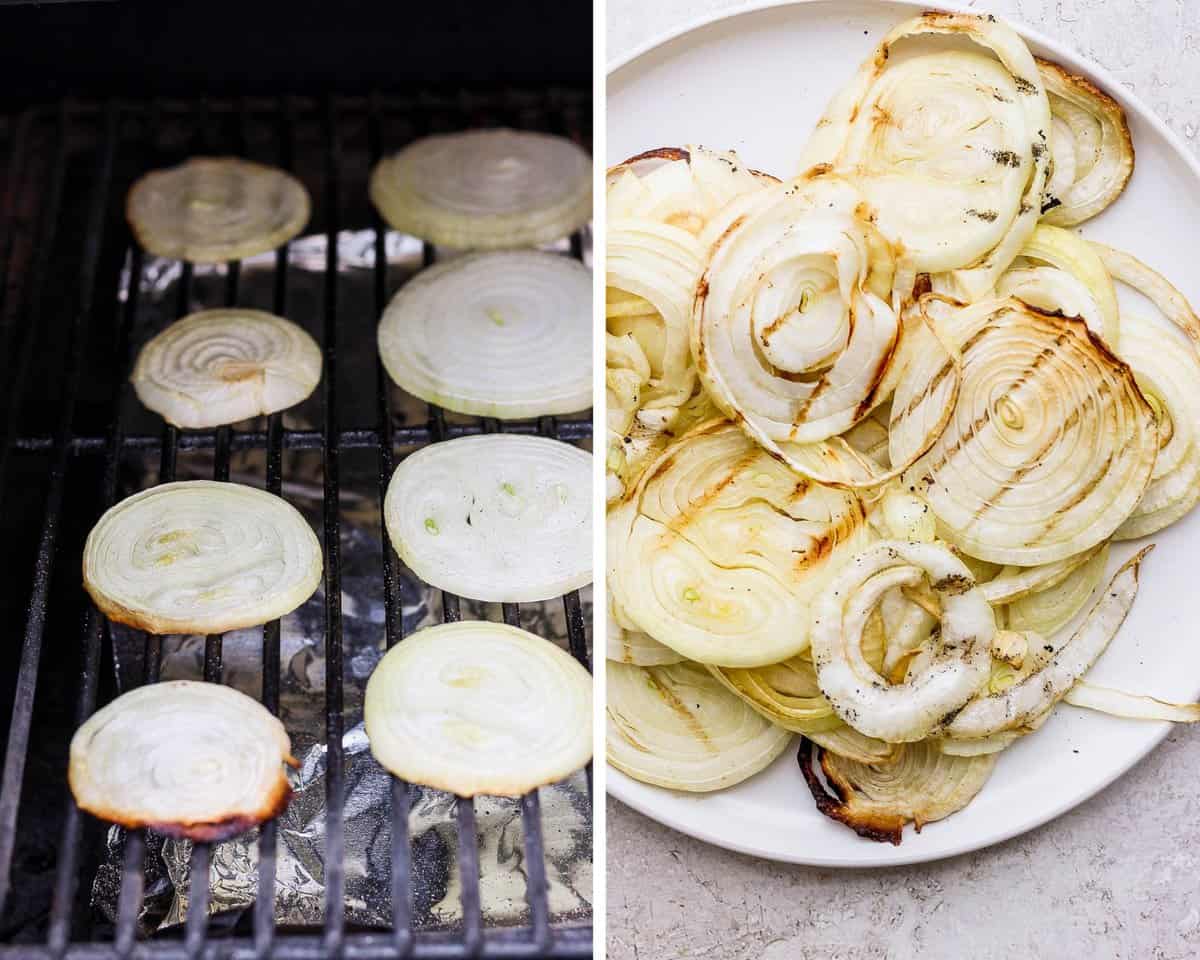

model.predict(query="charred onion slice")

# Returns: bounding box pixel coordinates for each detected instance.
[378,251,591,419]
[83,481,322,635]
[607,146,774,498]
[1004,543,1109,636]
[711,656,842,735]
[693,173,906,471]
[126,157,310,264]
[384,434,591,603]
[800,13,1051,302]
[946,546,1150,739]
[903,298,1157,565]
[1093,245,1200,539]
[799,737,997,844]
[610,420,872,667]
[607,660,791,792]
[130,309,322,429]
[811,540,994,742]
[369,129,591,249]
[366,622,592,796]
[1038,58,1134,227]
[996,223,1121,344]
[69,681,296,841]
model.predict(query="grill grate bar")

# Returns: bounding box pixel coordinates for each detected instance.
[9,417,592,454]
[0,102,115,918]
[255,94,296,960]
[454,800,483,957]
[320,96,347,956]
[368,95,414,958]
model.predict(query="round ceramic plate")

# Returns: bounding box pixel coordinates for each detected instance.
[607,0,1200,866]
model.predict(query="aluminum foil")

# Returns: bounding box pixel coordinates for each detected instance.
[89,229,594,937]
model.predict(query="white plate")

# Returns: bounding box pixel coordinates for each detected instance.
[607,0,1200,866]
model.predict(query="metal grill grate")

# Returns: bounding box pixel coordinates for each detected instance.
[0,92,592,958]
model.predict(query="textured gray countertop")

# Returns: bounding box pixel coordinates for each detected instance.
[606,2,1200,958]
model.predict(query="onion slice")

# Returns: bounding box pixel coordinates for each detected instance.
[1038,58,1134,227]
[610,420,873,667]
[1064,682,1200,723]
[945,546,1151,739]
[811,540,995,742]
[711,656,842,735]
[607,661,792,792]
[69,680,296,841]
[903,297,1157,565]
[693,172,902,461]
[126,157,310,264]
[981,544,1105,605]
[384,434,591,603]
[378,251,591,419]
[607,596,684,666]
[800,12,1051,302]
[798,738,996,845]
[1004,544,1110,637]
[83,480,323,635]
[130,308,322,429]
[369,129,591,249]
[1093,244,1200,539]
[365,622,592,797]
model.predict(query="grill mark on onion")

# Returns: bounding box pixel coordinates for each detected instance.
[646,671,721,756]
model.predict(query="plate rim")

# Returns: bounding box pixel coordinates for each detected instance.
[605,0,1200,866]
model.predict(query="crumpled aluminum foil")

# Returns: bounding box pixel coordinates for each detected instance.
[89,229,594,937]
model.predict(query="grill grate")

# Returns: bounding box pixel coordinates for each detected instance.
[0,92,592,958]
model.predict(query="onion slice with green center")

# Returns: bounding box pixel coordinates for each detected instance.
[811,540,995,742]
[365,622,593,797]
[607,661,792,792]
[126,157,310,264]
[131,308,322,429]
[800,12,1051,302]
[945,546,1150,739]
[610,420,873,667]
[378,251,591,419]
[1038,58,1134,227]
[384,434,590,603]
[83,480,322,635]
[69,680,296,841]
[369,129,591,249]
[1093,245,1200,539]
[798,737,997,845]
[902,297,1157,565]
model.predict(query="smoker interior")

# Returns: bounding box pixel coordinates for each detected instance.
[0,89,592,958]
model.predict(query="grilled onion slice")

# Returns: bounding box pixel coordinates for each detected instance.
[811,540,995,742]
[693,172,901,460]
[130,309,321,429]
[1064,683,1200,723]
[610,421,872,667]
[799,737,996,844]
[1093,245,1200,539]
[800,12,1051,302]
[365,622,592,797]
[981,544,1105,605]
[711,656,841,735]
[1038,59,1134,227]
[369,129,591,249]
[83,481,322,635]
[384,434,590,603]
[1004,543,1109,637]
[126,157,310,263]
[945,546,1149,739]
[607,661,791,792]
[607,146,773,499]
[69,681,296,840]
[902,298,1157,565]
[996,223,1120,344]
[378,251,591,419]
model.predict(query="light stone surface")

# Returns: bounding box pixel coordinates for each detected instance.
[606,2,1200,958]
